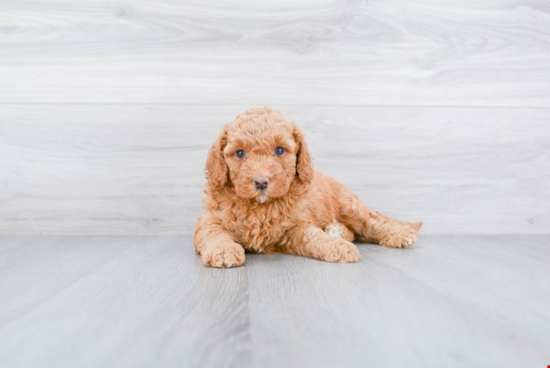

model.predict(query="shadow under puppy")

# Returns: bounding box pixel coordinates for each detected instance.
[195,107,422,267]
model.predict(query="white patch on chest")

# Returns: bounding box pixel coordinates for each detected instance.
[325,222,343,238]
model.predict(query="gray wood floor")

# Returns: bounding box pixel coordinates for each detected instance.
[0,235,549,368]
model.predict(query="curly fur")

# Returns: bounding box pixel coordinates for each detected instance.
[195,107,423,267]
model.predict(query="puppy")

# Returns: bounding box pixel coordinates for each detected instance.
[195,107,422,267]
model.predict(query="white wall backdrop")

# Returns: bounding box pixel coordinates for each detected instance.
[1,0,549,235]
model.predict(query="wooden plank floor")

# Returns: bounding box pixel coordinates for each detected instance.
[0,235,548,368]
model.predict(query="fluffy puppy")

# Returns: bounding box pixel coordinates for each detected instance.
[195,107,422,267]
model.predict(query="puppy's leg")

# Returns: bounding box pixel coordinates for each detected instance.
[279,226,360,263]
[338,187,423,248]
[365,213,422,248]
[194,215,245,268]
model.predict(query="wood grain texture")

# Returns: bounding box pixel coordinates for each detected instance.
[1,104,549,235]
[1,0,550,105]
[0,235,549,368]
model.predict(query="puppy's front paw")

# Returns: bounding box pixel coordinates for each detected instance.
[202,242,245,268]
[322,239,361,263]
[379,222,422,249]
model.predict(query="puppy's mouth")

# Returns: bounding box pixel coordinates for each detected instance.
[256,191,269,204]
[253,176,271,204]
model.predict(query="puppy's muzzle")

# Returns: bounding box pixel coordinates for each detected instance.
[254,176,269,190]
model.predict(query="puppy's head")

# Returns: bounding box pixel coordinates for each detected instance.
[205,107,313,203]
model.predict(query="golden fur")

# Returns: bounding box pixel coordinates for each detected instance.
[195,107,423,267]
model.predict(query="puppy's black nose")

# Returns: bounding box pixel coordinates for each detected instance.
[254,177,269,190]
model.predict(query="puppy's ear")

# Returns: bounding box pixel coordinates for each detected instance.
[205,125,229,188]
[293,125,314,185]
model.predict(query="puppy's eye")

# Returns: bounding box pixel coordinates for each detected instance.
[275,147,285,156]
[235,150,245,159]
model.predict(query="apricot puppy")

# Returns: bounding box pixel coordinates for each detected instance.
[195,107,422,267]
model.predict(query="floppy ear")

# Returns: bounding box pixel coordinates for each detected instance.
[293,125,314,185]
[205,125,229,188]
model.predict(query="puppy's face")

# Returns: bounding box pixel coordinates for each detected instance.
[224,120,298,203]
[205,107,313,203]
